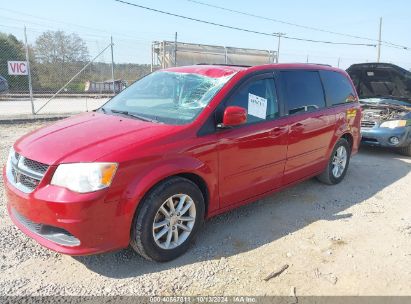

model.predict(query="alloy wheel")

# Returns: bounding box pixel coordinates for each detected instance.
[152,194,196,250]
[332,146,348,178]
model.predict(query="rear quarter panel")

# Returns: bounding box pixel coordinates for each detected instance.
[331,102,362,157]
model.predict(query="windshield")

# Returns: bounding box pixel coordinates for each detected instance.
[102,71,232,125]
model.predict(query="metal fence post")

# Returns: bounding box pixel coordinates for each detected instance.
[24,26,35,115]
[110,36,115,94]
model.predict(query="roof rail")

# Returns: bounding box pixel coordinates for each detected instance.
[196,63,251,68]
[304,63,332,67]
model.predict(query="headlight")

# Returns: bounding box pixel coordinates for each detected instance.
[6,147,14,171]
[51,163,118,193]
[7,147,14,163]
[380,120,407,129]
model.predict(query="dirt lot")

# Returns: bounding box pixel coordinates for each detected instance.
[0,98,107,117]
[1,121,411,296]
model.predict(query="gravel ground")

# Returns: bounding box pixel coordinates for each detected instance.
[1,122,411,296]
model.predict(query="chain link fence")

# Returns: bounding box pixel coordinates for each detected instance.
[0,26,152,116]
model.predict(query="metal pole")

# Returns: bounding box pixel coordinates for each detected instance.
[337,57,341,68]
[24,26,35,115]
[174,32,178,67]
[224,47,228,64]
[151,42,154,72]
[275,33,285,63]
[162,41,165,69]
[110,36,115,94]
[35,43,112,114]
[377,17,382,62]
[276,35,280,63]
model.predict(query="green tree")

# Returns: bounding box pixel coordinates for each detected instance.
[34,30,89,91]
[0,32,28,92]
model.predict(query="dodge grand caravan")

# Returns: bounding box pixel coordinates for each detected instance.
[4,64,361,261]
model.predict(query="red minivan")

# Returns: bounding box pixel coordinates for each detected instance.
[4,64,361,261]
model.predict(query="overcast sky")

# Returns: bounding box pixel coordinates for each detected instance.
[1,0,411,69]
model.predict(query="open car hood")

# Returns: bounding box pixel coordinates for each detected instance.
[346,63,411,104]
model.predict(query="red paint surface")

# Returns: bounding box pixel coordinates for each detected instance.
[4,64,361,255]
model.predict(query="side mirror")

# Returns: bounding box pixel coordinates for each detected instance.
[219,106,247,128]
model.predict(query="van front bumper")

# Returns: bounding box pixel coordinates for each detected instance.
[3,168,130,256]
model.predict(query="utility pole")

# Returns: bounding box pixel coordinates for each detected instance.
[274,33,286,63]
[174,32,178,67]
[110,36,115,94]
[377,17,382,62]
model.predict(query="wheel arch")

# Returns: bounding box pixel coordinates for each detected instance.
[341,132,354,152]
[325,130,355,164]
[124,157,214,226]
[135,172,210,217]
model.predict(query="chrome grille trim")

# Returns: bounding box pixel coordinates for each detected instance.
[361,120,377,129]
[6,151,49,193]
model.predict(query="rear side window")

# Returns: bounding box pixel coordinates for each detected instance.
[320,70,356,106]
[280,71,326,115]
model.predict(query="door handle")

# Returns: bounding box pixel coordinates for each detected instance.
[269,127,285,136]
[290,122,304,135]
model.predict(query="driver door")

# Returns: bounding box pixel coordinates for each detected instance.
[217,73,288,208]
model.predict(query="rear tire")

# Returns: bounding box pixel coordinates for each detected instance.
[398,145,411,157]
[317,138,351,185]
[130,177,205,262]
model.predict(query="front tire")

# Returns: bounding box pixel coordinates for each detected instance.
[317,138,351,185]
[130,177,205,262]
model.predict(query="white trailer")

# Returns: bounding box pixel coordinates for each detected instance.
[151,41,277,70]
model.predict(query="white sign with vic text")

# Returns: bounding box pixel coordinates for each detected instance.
[8,61,28,75]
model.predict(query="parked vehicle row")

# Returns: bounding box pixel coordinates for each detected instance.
[4,63,361,261]
[347,63,411,156]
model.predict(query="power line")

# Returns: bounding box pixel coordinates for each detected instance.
[186,0,409,50]
[0,7,175,41]
[113,0,376,47]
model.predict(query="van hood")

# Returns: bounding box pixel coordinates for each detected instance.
[14,112,179,165]
[346,63,411,104]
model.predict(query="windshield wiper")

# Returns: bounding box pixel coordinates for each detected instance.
[110,109,159,123]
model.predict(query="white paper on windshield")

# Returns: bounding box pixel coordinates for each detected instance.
[248,93,267,119]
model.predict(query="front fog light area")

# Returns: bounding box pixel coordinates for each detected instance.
[389,136,400,145]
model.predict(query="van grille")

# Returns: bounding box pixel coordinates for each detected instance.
[23,158,49,174]
[6,151,49,193]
